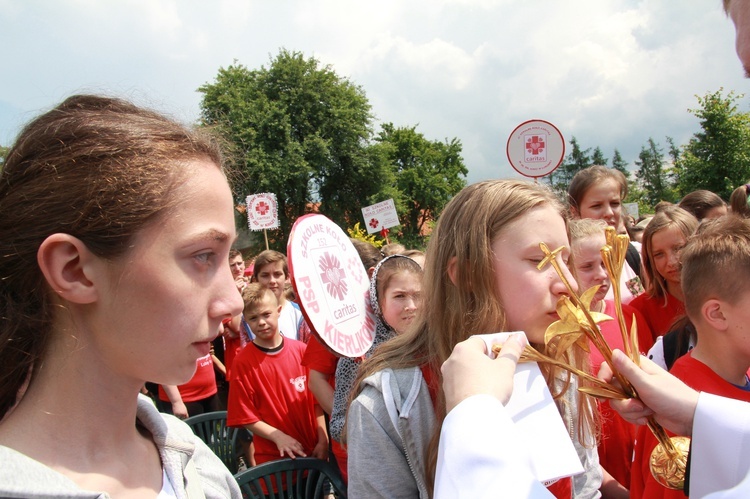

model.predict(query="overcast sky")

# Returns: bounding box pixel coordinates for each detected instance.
[1,0,747,183]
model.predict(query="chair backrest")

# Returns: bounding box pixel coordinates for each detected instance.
[184,410,241,474]
[234,457,347,499]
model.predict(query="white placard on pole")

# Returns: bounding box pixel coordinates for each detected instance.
[246,193,279,231]
[623,202,639,221]
[361,199,400,234]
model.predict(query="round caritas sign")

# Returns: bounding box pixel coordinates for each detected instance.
[287,214,376,358]
[506,119,565,179]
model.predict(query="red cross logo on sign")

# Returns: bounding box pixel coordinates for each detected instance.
[526,135,545,155]
[369,218,379,229]
[319,253,348,300]
[255,201,269,216]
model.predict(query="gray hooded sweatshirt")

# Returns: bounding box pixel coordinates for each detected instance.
[0,395,241,499]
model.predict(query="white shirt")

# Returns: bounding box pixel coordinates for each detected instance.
[435,395,552,498]
[436,392,750,498]
[278,300,303,341]
[692,393,750,498]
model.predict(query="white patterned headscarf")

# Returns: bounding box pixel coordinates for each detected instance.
[368,254,418,324]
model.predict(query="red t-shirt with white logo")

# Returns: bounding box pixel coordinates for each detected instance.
[227,338,319,465]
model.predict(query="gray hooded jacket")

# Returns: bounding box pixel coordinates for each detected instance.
[346,366,436,498]
[0,395,241,499]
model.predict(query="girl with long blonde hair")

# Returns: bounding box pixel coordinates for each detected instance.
[346,180,601,498]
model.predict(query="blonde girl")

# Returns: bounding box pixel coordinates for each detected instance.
[629,207,699,373]
[346,180,601,498]
[569,219,655,494]
[630,206,699,339]
[0,96,243,497]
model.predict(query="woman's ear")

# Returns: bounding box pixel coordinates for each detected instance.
[447,256,459,286]
[570,205,580,219]
[37,234,100,305]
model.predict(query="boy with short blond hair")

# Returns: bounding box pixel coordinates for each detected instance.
[252,250,304,340]
[631,215,750,498]
[227,283,328,465]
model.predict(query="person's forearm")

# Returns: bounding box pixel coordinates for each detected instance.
[211,354,226,376]
[248,420,307,458]
[162,385,183,404]
[315,407,328,445]
[247,420,282,441]
[162,384,188,419]
[309,370,334,414]
[435,395,552,498]
[599,467,629,499]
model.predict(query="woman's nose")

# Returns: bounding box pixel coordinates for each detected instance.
[213,267,244,320]
[553,265,577,296]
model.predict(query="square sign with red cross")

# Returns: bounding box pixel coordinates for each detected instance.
[246,193,279,231]
[361,199,400,234]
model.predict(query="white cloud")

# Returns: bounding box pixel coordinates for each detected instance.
[1,0,747,184]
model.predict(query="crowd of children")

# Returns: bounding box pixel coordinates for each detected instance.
[143,162,750,499]
[6,93,750,498]
[8,2,750,494]
[209,237,427,487]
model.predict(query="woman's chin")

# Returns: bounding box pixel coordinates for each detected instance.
[151,365,198,387]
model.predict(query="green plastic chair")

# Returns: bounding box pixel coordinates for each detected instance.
[184,410,242,474]
[234,457,347,499]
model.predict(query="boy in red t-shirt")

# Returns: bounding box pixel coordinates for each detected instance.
[631,215,750,498]
[251,250,305,341]
[227,283,328,465]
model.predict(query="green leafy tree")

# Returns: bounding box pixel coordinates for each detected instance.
[611,149,630,180]
[198,51,395,250]
[666,136,682,189]
[673,89,750,200]
[634,137,676,208]
[548,136,591,192]
[615,149,646,212]
[591,146,608,166]
[376,123,467,248]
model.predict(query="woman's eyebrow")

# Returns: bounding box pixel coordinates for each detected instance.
[190,228,235,244]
